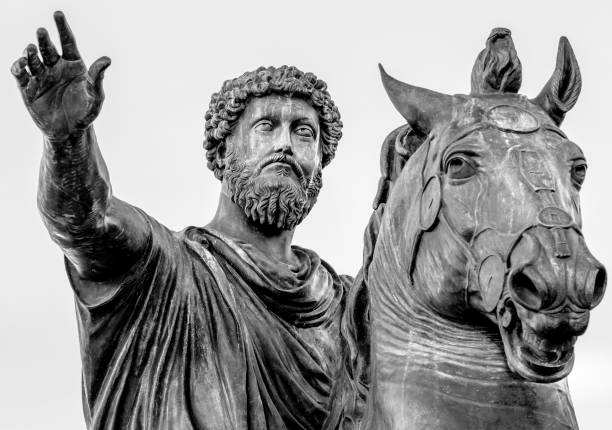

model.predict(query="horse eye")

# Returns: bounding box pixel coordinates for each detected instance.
[445,156,476,180]
[571,161,587,189]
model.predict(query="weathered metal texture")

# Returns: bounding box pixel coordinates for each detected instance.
[345,28,606,429]
[13,11,351,430]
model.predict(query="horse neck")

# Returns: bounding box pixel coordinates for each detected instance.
[368,230,511,381]
[363,219,578,429]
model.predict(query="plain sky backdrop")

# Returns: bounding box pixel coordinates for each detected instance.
[1,1,610,429]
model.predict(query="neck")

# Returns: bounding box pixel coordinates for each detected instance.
[206,191,298,265]
[365,238,577,429]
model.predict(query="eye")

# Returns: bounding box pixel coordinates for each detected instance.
[445,155,477,180]
[254,120,273,132]
[295,125,315,138]
[571,160,587,189]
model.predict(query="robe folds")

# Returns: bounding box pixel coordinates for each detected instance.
[66,211,350,430]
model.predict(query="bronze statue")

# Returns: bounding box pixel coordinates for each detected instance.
[12,11,350,429]
[336,28,607,429]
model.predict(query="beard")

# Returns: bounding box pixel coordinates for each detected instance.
[223,153,323,231]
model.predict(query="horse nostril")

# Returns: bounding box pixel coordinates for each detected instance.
[587,267,607,308]
[509,271,543,311]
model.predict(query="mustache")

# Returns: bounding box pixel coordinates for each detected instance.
[254,153,306,186]
[224,155,320,231]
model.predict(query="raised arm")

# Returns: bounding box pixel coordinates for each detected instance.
[11,11,149,281]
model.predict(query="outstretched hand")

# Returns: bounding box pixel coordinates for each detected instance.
[11,11,111,140]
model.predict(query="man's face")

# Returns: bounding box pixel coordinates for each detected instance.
[222,94,323,230]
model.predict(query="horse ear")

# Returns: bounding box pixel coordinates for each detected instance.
[373,125,409,209]
[379,64,453,136]
[372,124,427,209]
[532,37,582,125]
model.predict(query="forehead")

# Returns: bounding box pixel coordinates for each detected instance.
[242,94,318,122]
[439,97,584,158]
[476,129,582,158]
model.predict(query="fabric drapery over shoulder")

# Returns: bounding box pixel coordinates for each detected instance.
[65,210,350,430]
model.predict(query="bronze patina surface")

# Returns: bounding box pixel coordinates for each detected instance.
[13,11,607,430]
[12,11,349,430]
[336,28,607,429]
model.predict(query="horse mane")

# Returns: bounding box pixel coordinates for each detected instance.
[325,125,424,428]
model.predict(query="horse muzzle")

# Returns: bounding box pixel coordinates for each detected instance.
[496,226,606,382]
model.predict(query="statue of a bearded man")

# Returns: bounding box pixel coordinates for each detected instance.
[12,11,350,430]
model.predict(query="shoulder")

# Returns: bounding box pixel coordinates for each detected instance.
[293,244,355,290]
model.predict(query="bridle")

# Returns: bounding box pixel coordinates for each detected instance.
[407,104,583,314]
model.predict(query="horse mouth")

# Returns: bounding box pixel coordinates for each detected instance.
[497,300,576,382]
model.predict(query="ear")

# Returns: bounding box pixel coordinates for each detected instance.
[216,141,228,178]
[373,126,407,209]
[379,64,453,136]
[204,139,227,181]
[532,37,582,125]
[394,124,421,158]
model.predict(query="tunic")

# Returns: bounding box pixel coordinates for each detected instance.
[65,211,349,430]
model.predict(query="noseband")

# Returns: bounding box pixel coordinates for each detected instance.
[408,105,582,313]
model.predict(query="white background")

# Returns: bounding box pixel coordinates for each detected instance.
[1,1,610,428]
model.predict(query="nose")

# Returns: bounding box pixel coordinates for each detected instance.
[508,270,545,311]
[507,227,607,312]
[273,126,293,154]
[576,263,607,309]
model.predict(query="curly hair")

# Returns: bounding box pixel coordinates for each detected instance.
[203,65,343,180]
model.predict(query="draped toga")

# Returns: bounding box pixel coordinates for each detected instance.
[65,210,349,429]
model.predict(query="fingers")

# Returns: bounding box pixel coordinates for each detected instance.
[88,56,111,91]
[10,57,30,88]
[37,27,60,66]
[25,44,45,76]
[86,57,111,119]
[53,10,80,60]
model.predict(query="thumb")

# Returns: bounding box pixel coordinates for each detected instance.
[88,56,111,94]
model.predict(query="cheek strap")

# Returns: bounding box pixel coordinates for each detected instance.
[407,174,443,283]
[440,203,583,314]
[419,175,442,230]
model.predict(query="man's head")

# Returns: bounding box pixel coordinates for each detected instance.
[203,66,342,230]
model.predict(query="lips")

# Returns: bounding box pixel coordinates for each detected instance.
[262,161,299,180]
[264,161,294,171]
[497,300,577,382]
[255,154,306,184]
[517,324,576,375]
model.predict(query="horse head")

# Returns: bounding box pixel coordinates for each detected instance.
[376,28,606,384]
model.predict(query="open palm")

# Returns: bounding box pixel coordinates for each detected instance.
[11,11,110,140]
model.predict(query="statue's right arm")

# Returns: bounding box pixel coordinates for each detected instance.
[37,128,149,281]
[12,12,149,281]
